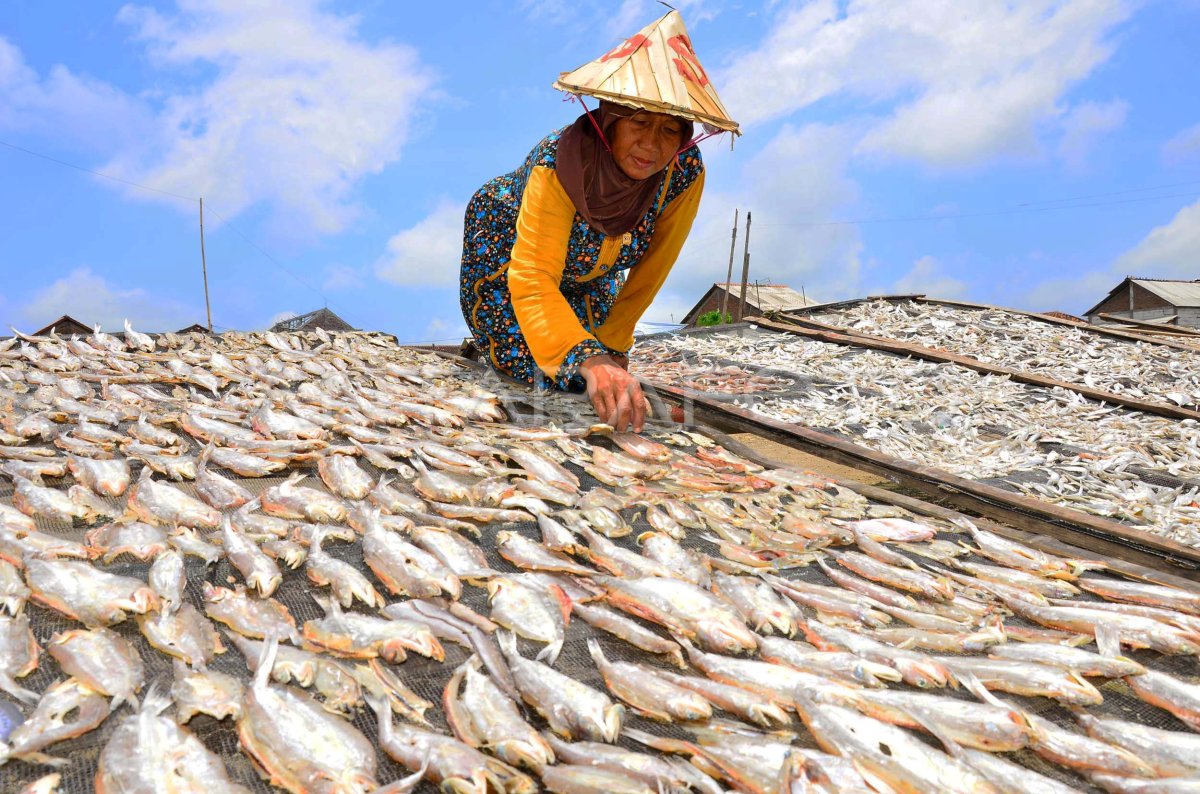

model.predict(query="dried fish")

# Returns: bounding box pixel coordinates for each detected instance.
[302,595,443,662]
[84,521,168,563]
[237,638,379,793]
[487,575,569,665]
[202,582,300,643]
[0,612,40,703]
[124,468,220,529]
[172,661,244,724]
[26,558,159,627]
[137,602,225,669]
[371,694,532,794]
[1,678,109,765]
[46,628,143,708]
[443,657,554,771]
[497,631,623,742]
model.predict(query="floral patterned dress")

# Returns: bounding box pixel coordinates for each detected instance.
[459,128,704,390]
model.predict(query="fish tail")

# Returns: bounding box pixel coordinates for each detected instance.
[0,674,39,705]
[584,637,604,669]
[539,637,564,667]
[495,630,522,666]
[13,749,70,767]
[253,634,280,690]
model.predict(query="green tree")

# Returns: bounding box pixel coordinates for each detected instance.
[697,310,731,327]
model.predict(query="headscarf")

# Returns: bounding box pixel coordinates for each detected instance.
[556,100,693,237]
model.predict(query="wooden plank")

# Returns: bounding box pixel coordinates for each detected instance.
[751,315,1200,422]
[409,349,1200,583]
[646,380,1200,573]
[707,428,1200,591]
[1095,312,1200,335]
[787,293,1200,354]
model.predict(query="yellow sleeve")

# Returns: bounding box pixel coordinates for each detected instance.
[595,169,705,353]
[507,165,596,377]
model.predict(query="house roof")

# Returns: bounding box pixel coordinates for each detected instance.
[270,308,355,333]
[1084,277,1200,316]
[33,314,92,337]
[1042,311,1084,323]
[1134,278,1200,307]
[682,283,820,324]
[177,323,215,335]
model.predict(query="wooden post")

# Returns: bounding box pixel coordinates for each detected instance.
[736,211,752,321]
[199,197,212,332]
[720,208,738,323]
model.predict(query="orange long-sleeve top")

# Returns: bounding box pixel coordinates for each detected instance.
[505,159,705,379]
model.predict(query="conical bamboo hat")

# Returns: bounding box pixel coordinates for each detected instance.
[553,10,739,135]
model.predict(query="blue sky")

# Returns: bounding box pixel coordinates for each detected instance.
[2,0,1198,341]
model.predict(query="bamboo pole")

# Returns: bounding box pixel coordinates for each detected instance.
[735,211,752,321]
[199,197,212,332]
[720,208,738,322]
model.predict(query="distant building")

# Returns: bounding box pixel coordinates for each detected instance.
[33,315,92,337]
[1083,277,1200,329]
[176,323,214,335]
[270,308,355,333]
[681,283,820,327]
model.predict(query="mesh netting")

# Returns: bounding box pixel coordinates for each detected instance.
[633,323,1200,547]
[1,347,1198,793]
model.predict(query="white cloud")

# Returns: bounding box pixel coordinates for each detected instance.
[522,0,723,40]
[1112,200,1200,279]
[1016,199,1200,312]
[643,290,699,325]
[1019,269,1116,313]
[416,316,469,345]
[1056,99,1127,171]
[99,0,437,234]
[322,264,364,291]
[607,0,650,39]
[1163,122,1200,165]
[890,255,968,299]
[375,200,465,288]
[21,268,200,332]
[721,0,1133,168]
[665,123,863,306]
[0,37,152,149]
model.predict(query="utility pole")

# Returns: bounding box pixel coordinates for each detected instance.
[736,211,752,322]
[720,208,738,323]
[199,197,212,332]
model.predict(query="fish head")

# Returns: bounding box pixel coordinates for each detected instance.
[310,503,347,523]
[698,619,759,655]
[601,703,625,743]
[443,773,493,794]
[494,737,554,773]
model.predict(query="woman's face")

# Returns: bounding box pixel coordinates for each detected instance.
[610,111,685,180]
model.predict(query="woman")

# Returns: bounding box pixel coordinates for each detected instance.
[459,13,736,432]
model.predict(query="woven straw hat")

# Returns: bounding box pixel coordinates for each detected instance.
[553,10,739,135]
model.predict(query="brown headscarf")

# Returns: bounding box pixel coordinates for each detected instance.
[556,101,693,237]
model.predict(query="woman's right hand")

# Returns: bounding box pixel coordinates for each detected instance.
[579,355,647,432]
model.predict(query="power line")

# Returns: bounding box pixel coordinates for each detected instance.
[758,189,1200,229]
[0,138,197,202]
[1017,179,1200,207]
[2,136,329,312]
[202,205,327,306]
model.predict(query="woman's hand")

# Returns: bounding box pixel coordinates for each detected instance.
[579,355,646,432]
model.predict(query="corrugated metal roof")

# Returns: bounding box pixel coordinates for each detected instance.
[715,283,821,312]
[1134,279,1200,306]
